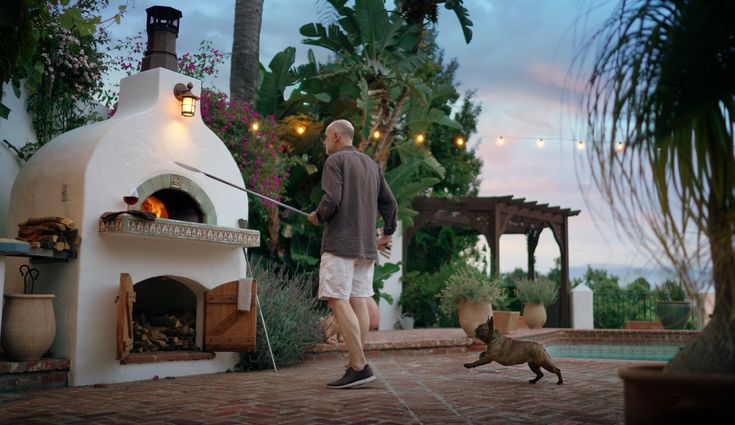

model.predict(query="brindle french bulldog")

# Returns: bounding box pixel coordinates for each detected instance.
[464,317,563,385]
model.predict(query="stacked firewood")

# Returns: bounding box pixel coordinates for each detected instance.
[132,312,197,352]
[17,216,80,251]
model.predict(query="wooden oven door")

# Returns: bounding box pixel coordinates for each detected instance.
[116,273,136,361]
[204,280,257,352]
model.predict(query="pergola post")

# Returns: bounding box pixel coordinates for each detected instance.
[526,228,541,279]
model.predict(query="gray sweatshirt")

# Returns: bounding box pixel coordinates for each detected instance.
[316,146,398,260]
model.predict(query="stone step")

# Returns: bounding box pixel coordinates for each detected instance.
[0,357,70,392]
[303,328,477,361]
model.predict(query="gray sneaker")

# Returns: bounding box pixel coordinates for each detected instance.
[326,364,376,389]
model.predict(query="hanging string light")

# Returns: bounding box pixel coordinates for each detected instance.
[414,133,425,144]
[295,125,306,135]
[488,135,632,152]
[372,130,381,140]
[250,121,260,132]
[454,135,466,148]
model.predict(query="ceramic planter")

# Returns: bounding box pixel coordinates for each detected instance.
[457,300,492,338]
[655,301,691,329]
[492,311,519,333]
[1,294,56,361]
[618,364,735,424]
[522,303,547,329]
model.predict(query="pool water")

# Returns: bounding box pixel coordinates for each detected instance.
[544,343,683,361]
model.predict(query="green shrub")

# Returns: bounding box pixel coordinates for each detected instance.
[515,277,559,306]
[237,260,323,371]
[400,261,483,327]
[439,266,506,316]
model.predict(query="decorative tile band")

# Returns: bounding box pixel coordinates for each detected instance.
[99,215,260,248]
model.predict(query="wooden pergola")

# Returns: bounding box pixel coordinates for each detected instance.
[403,196,581,327]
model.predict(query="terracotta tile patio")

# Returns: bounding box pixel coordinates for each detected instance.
[0,328,652,424]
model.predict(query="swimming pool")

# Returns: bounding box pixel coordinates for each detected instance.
[544,343,683,361]
[514,329,698,362]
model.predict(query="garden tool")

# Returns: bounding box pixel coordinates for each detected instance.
[174,161,309,217]
[19,264,39,294]
[238,219,278,373]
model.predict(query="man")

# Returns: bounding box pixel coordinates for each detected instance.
[308,119,397,389]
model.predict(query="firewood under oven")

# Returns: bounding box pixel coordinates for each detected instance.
[132,311,198,352]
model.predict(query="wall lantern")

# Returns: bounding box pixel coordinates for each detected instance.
[174,82,199,117]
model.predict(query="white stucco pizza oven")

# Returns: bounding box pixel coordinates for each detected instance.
[4,6,259,386]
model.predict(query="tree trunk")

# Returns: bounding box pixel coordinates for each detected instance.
[230,0,264,104]
[665,192,735,374]
[265,204,280,258]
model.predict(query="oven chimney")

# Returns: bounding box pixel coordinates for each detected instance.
[140,6,182,72]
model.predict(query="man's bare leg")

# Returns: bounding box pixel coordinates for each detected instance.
[349,297,369,346]
[329,298,367,371]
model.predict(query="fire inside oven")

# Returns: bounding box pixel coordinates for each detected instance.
[140,189,204,223]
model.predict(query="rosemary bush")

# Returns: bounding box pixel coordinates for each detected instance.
[237,260,323,371]
[439,266,506,316]
[515,277,559,306]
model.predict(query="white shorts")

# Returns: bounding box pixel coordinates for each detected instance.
[318,252,375,300]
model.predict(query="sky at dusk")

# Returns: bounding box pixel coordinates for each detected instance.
[103,0,672,284]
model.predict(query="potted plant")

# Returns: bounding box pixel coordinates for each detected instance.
[582,0,735,420]
[439,267,506,338]
[515,277,559,329]
[654,279,691,330]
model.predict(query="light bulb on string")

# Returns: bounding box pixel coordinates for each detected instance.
[454,135,466,148]
[616,141,625,152]
[250,121,260,132]
[497,136,504,145]
[537,138,544,148]
[296,125,306,135]
[577,140,585,151]
[414,133,425,144]
[372,130,381,140]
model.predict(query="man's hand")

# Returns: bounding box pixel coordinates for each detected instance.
[308,211,319,225]
[377,233,392,258]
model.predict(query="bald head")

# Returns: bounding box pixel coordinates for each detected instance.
[327,120,354,143]
[324,119,355,155]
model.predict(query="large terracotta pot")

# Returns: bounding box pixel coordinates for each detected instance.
[457,300,492,338]
[522,303,547,329]
[655,301,691,329]
[619,364,735,424]
[1,294,56,361]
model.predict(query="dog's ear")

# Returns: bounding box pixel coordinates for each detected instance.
[488,316,494,330]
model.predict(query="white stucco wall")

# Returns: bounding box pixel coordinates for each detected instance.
[5,68,253,386]
[378,222,403,330]
[0,83,37,334]
[0,83,35,238]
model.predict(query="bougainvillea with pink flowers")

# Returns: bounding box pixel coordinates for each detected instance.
[200,90,289,204]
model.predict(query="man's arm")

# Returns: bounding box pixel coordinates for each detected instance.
[314,158,343,223]
[377,170,397,235]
